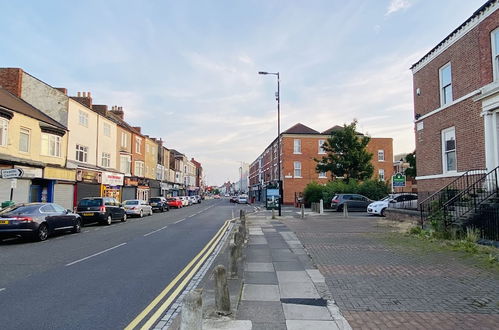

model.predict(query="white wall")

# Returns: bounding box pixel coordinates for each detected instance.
[97,116,117,170]
[67,99,98,166]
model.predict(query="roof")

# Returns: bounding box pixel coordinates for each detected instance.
[282,123,320,134]
[106,111,143,137]
[411,0,497,70]
[0,87,67,130]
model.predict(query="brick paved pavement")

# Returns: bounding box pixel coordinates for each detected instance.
[282,212,499,329]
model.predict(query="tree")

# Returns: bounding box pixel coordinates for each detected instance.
[316,120,374,182]
[404,152,416,177]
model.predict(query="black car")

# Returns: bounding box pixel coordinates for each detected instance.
[148,197,170,212]
[331,194,373,212]
[0,203,81,241]
[76,197,126,225]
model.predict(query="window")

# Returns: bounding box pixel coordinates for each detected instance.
[79,110,89,127]
[134,161,144,177]
[135,137,142,154]
[293,139,301,154]
[318,140,326,154]
[101,152,111,168]
[0,118,8,146]
[319,171,327,178]
[294,161,302,177]
[378,169,385,181]
[75,144,88,162]
[442,127,457,172]
[492,29,499,81]
[439,63,452,106]
[120,155,131,175]
[378,150,385,161]
[41,134,61,157]
[103,123,111,137]
[19,127,30,153]
[121,132,128,148]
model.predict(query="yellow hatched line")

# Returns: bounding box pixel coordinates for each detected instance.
[124,219,231,330]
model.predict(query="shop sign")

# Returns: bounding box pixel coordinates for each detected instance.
[160,182,171,190]
[125,177,139,186]
[44,167,76,181]
[101,172,124,186]
[77,169,101,184]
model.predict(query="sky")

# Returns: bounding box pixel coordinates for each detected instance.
[0,0,487,185]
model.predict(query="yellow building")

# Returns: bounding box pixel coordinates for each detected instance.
[0,87,75,208]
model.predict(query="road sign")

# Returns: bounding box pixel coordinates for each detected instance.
[392,173,406,187]
[1,168,24,179]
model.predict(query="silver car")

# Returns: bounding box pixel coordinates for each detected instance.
[123,200,153,218]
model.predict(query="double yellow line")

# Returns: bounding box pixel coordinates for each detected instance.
[125,219,232,330]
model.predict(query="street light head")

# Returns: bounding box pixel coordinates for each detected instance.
[258,71,268,75]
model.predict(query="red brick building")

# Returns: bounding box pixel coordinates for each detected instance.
[249,123,393,205]
[412,0,499,193]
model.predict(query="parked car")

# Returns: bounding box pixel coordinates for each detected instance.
[188,196,197,204]
[330,194,372,212]
[0,203,82,241]
[237,195,248,204]
[367,193,419,216]
[167,197,183,209]
[77,197,126,225]
[213,195,221,199]
[195,195,202,203]
[230,196,238,203]
[148,197,170,212]
[179,196,190,206]
[123,200,153,218]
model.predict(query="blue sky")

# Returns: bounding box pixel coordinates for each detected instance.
[0,0,486,185]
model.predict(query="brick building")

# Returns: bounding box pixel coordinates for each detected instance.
[412,0,499,193]
[249,123,393,205]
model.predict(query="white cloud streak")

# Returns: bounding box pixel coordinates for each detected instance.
[386,0,412,16]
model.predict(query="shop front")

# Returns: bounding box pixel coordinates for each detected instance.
[161,182,173,197]
[0,165,42,203]
[137,177,150,200]
[43,166,76,210]
[101,171,124,201]
[149,180,161,198]
[123,177,138,201]
[75,169,102,204]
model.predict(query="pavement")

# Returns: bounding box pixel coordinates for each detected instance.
[200,205,499,329]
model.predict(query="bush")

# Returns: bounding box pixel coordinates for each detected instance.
[303,182,325,206]
[357,180,390,200]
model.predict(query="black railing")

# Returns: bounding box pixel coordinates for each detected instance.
[467,204,499,241]
[419,169,487,226]
[443,166,499,226]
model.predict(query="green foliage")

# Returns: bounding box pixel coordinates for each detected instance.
[316,120,374,182]
[465,227,480,243]
[404,152,416,178]
[303,179,390,205]
[213,189,220,195]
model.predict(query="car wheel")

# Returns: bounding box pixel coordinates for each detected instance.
[72,218,81,233]
[35,223,49,241]
[139,210,144,218]
[106,215,112,225]
[380,208,386,217]
[121,213,127,222]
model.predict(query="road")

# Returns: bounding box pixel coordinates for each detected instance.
[0,199,253,330]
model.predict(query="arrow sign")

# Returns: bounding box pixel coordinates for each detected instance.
[1,168,24,179]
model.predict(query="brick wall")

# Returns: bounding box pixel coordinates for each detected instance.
[366,138,394,182]
[0,68,23,97]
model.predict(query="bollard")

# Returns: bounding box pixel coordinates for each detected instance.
[272,208,276,219]
[301,204,304,219]
[213,265,231,315]
[234,231,243,259]
[229,242,238,278]
[319,199,324,214]
[180,289,203,330]
[238,222,246,242]
[239,209,243,220]
[343,203,349,218]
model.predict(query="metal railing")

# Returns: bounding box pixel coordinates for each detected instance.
[468,204,499,241]
[419,169,487,225]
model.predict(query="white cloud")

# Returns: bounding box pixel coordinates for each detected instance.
[385,0,412,16]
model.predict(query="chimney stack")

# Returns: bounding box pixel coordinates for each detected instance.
[110,105,124,120]
[133,126,142,134]
[71,91,93,109]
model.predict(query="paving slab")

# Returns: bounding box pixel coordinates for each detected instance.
[286,320,340,330]
[245,262,274,272]
[248,236,267,245]
[237,301,285,323]
[282,303,333,320]
[203,319,252,330]
[241,284,280,301]
[280,282,321,299]
[251,322,287,330]
[273,261,305,271]
[306,269,326,283]
[244,271,278,285]
[276,271,312,283]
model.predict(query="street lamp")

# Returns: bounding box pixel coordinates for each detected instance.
[258,71,282,216]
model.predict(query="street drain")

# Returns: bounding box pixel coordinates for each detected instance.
[280,298,328,306]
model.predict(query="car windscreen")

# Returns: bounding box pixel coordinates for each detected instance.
[78,199,103,207]
[167,198,177,201]
[0,205,40,215]
[124,200,139,205]
[149,198,161,202]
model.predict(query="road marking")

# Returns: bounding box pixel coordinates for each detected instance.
[143,225,168,237]
[125,220,231,330]
[174,218,186,224]
[0,288,5,292]
[83,230,90,233]
[66,243,127,266]
[94,228,100,231]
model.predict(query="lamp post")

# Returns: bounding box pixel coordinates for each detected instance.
[258,71,282,216]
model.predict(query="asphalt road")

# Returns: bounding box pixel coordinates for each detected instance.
[0,199,253,330]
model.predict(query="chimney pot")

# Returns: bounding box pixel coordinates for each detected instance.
[77,92,81,97]
[88,92,91,97]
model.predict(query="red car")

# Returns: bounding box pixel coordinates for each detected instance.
[167,197,183,208]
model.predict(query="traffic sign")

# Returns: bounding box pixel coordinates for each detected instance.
[392,173,406,187]
[1,168,24,179]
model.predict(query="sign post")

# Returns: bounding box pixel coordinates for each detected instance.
[1,168,24,202]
